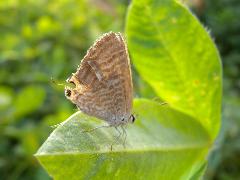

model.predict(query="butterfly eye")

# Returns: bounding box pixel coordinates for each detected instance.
[69,80,76,88]
[66,77,76,88]
[65,89,72,97]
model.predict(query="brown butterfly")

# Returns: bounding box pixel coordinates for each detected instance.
[65,32,135,127]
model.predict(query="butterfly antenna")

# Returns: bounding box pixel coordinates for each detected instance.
[50,77,65,87]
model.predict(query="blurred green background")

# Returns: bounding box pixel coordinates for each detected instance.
[0,0,239,179]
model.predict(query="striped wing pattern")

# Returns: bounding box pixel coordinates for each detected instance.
[65,32,133,126]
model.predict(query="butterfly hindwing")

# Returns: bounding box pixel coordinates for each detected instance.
[65,32,133,126]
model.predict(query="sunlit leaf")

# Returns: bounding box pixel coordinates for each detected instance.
[36,99,209,179]
[126,0,222,139]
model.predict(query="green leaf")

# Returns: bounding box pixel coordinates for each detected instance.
[36,0,222,178]
[126,0,222,139]
[36,99,209,179]
[0,86,13,111]
[13,85,46,119]
[189,161,207,180]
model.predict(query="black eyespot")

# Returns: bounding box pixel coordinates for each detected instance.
[65,89,71,97]
[131,114,135,123]
[121,118,124,121]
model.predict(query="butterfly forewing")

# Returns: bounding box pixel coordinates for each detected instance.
[65,32,133,126]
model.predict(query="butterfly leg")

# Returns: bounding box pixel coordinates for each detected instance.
[110,126,123,151]
[115,126,122,139]
[121,125,127,148]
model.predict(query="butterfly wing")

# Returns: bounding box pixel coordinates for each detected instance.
[65,32,133,126]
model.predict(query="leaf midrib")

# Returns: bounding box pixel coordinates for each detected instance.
[36,143,210,156]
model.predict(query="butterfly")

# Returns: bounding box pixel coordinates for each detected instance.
[65,32,135,127]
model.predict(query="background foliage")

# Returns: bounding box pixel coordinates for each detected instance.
[0,0,239,179]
